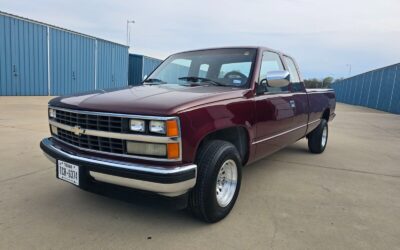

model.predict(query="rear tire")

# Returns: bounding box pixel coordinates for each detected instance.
[308,119,328,154]
[189,140,242,223]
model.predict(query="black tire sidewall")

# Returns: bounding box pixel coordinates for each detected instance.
[193,140,242,222]
[205,147,242,221]
[321,121,328,151]
[309,119,328,153]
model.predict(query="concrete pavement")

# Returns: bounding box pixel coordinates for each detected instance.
[0,97,399,249]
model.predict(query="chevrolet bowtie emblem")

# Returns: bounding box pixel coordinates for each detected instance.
[72,125,85,136]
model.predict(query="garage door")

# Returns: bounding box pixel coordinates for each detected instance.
[0,15,48,95]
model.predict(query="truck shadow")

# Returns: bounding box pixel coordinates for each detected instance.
[86,179,196,212]
[52,143,309,225]
[86,180,189,211]
[273,142,310,155]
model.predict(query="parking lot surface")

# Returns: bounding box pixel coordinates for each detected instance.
[1,97,399,250]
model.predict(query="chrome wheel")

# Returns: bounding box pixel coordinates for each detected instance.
[216,159,238,207]
[321,125,327,147]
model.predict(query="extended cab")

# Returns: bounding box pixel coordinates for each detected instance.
[40,47,336,222]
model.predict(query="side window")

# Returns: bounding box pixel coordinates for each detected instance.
[259,51,287,93]
[283,56,303,92]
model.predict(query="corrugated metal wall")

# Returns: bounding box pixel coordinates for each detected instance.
[0,11,128,96]
[128,54,143,85]
[97,41,129,89]
[50,29,95,95]
[128,54,162,85]
[331,63,400,114]
[0,14,48,95]
[143,56,163,77]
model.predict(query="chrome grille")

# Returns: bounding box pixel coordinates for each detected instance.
[56,128,125,154]
[48,107,182,161]
[55,109,125,133]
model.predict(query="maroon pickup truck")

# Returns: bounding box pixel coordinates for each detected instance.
[40,47,335,222]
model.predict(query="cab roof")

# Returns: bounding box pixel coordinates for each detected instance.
[178,46,284,55]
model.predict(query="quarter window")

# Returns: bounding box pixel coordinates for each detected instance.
[283,56,300,83]
[283,56,302,92]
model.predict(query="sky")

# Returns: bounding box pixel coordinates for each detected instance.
[1,0,399,79]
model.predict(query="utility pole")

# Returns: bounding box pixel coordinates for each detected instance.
[126,20,135,47]
[346,64,352,77]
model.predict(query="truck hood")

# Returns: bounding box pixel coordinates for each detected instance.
[49,84,249,116]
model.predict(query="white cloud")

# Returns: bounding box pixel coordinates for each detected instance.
[1,0,399,78]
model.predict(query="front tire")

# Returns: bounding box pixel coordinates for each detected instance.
[189,140,242,223]
[308,119,328,153]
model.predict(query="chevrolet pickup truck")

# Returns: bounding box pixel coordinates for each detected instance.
[40,47,336,222]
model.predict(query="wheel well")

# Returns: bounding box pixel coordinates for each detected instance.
[322,109,330,121]
[196,127,249,165]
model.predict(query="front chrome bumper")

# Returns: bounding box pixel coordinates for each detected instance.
[40,138,196,197]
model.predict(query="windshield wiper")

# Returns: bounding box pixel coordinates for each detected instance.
[178,76,227,86]
[143,78,167,85]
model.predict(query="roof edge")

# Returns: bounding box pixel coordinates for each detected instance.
[0,10,128,48]
[337,62,400,82]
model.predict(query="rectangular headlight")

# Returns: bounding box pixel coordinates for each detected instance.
[130,119,145,132]
[126,141,166,157]
[49,108,56,118]
[149,120,166,134]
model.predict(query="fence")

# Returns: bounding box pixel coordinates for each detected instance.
[330,63,400,114]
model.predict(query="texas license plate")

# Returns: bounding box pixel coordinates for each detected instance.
[57,160,79,186]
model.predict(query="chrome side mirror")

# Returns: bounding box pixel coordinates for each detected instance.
[265,70,290,88]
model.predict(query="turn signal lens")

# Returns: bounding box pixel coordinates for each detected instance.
[167,143,180,159]
[166,120,179,137]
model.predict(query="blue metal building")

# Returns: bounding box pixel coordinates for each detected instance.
[0,11,129,96]
[331,63,400,114]
[128,54,162,85]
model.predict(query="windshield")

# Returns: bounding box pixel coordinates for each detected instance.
[146,48,257,88]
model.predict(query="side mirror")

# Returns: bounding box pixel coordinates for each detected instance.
[264,70,290,88]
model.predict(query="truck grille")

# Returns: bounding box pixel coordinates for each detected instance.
[55,109,125,133]
[48,107,181,161]
[56,128,125,154]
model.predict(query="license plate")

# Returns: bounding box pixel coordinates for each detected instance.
[57,160,79,186]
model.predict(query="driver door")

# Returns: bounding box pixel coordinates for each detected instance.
[254,51,296,160]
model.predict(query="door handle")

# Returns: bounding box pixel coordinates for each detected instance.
[13,65,18,76]
[289,100,296,108]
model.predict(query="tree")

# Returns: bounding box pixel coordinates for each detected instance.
[322,77,334,88]
[304,78,321,88]
[304,76,334,88]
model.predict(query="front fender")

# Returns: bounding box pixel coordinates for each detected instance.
[178,99,255,163]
